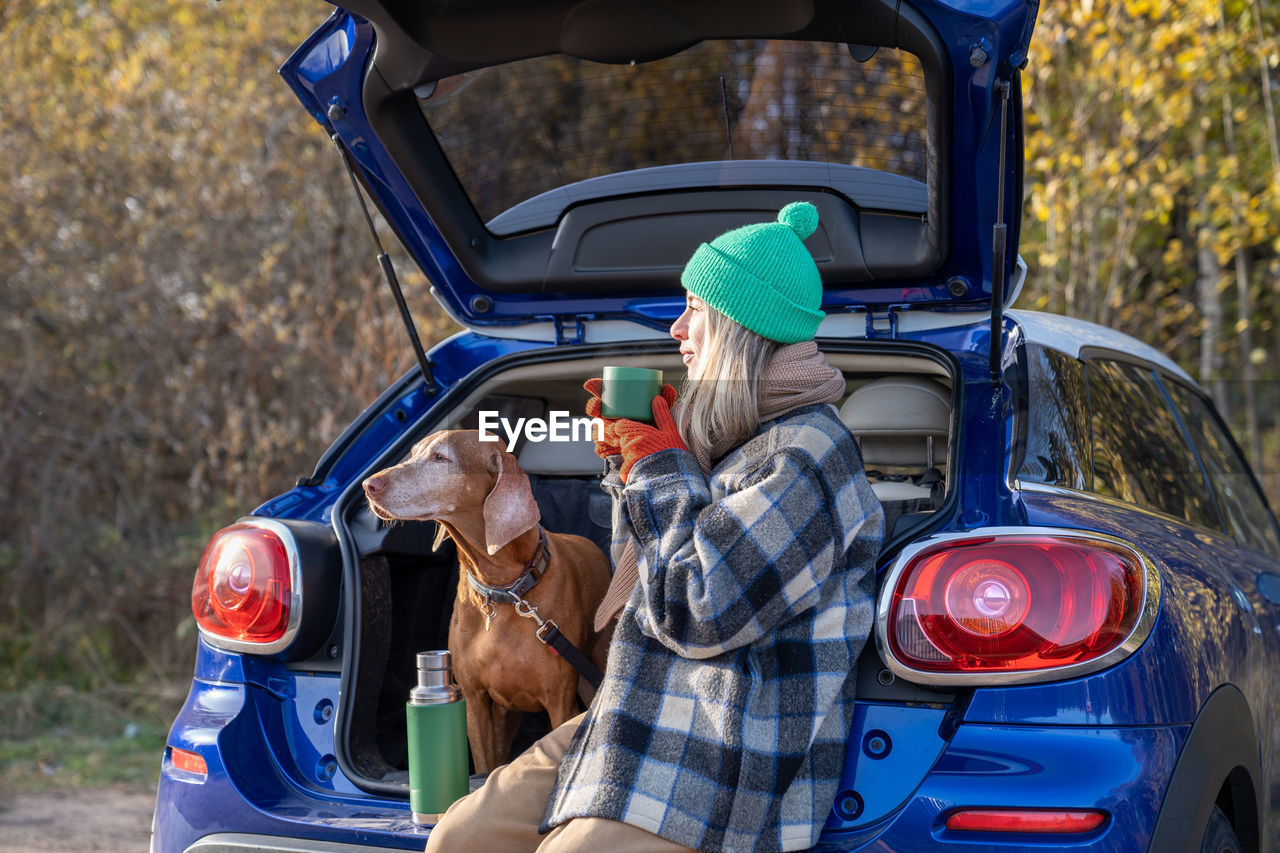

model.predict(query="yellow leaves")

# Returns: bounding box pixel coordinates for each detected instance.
[1159,89,1193,124]
[1090,38,1113,65]
[1174,47,1203,79]
[172,4,197,29]
[1028,181,1051,222]
[112,53,147,94]
[1069,2,1097,29]
[1125,0,1153,18]
[1057,151,1084,170]
[1151,26,1181,53]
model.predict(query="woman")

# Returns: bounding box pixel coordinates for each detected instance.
[426,201,883,853]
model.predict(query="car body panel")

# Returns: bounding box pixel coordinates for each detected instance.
[814,722,1184,851]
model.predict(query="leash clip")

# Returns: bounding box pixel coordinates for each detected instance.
[513,597,559,646]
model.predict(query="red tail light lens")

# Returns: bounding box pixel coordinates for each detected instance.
[192,520,298,652]
[881,531,1155,682]
[167,746,208,780]
[945,808,1107,833]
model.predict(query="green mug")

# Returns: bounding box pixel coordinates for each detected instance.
[600,366,663,422]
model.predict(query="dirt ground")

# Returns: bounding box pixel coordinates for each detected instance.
[0,787,155,852]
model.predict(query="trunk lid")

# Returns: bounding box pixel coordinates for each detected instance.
[282,0,1039,335]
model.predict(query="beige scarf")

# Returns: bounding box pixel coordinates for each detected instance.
[594,341,846,631]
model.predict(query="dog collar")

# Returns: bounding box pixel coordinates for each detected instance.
[465,526,549,605]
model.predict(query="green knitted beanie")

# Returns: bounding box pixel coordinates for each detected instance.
[680,201,825,344]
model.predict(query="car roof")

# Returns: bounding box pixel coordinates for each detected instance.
[1009,309,1194,384]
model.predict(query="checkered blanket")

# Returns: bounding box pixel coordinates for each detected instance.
[543,404,883,852]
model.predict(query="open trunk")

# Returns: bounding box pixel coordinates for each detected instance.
[334,340,960,793]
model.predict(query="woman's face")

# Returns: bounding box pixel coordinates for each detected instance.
[670,293,710,378]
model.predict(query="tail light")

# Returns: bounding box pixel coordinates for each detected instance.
[166,746,209,782]
[192,519,301,653]
[877,528,1159,684]
[945,808,1108,833]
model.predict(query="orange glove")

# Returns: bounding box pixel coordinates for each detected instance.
[616,387,686,483]
[583,377,622,459]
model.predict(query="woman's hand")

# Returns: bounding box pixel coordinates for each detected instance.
[583,377,623,459]
[616,385,685,482]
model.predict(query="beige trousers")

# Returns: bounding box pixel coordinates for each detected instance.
[424,713,696,853]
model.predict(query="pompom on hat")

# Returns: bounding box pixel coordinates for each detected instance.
[679,201,825,344]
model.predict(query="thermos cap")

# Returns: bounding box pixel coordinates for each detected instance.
[410,649,461,705]
[417,650,451,671]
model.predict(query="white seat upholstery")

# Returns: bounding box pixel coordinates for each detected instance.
[840,377,950,505]
[516,418,605,476]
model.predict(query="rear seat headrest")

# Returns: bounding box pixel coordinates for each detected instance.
[516,418,606,476]
[840,377,950,469]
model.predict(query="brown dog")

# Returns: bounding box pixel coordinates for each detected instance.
[362,429,612,774]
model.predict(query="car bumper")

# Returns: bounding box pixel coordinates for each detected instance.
[152,676,428,853]
[155,677,1186,852]
[817,719,1186,851]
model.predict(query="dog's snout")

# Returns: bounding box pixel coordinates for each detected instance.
[363,475,386,497]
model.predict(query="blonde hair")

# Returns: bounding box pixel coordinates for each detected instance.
[680,304,780,453]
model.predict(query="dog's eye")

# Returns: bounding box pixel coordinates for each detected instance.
[431,452,446,463]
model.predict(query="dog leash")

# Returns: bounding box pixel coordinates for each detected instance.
[510,596,604,690]
[465,527,604,689]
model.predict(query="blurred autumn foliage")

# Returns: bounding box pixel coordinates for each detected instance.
[1,0,1279,695]
[1021,0,1280,480]
[0,0,454,690]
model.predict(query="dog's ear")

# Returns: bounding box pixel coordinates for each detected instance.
[431,522,451,553]
[482,448,540,556]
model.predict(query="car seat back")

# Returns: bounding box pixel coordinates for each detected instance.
[840,376,950,533]
[517,418,612,556]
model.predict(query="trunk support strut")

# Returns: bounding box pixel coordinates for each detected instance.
[333,135,439,396]
[989,78,1012,385]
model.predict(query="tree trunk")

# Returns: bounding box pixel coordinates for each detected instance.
[1217,57,1264,465]
[1247,0,1278,487]
[1192,110,1229,416]
[1195,223,1228,417]
[1249,0,1280,175]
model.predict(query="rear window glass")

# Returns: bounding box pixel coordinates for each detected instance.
[1019,345,1091,491]
[417,40,928,230]
[1087,360,1219,529]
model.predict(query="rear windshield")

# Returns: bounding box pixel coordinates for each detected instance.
[417,40,928,233]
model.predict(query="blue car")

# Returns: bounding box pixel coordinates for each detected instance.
[152,1,1280,851]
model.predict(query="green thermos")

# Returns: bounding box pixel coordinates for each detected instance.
[406,650,469,825]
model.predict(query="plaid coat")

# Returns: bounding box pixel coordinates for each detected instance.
[543,403,883,852]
